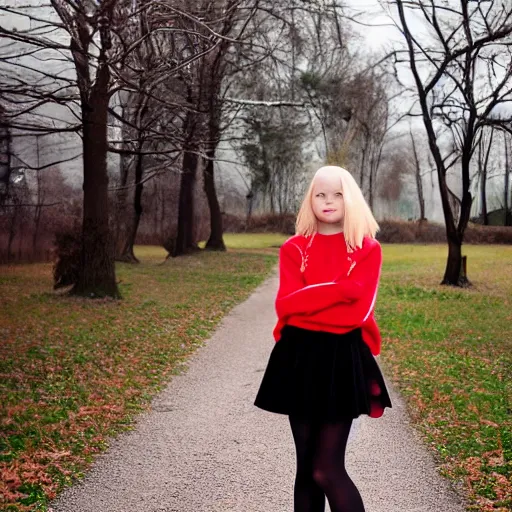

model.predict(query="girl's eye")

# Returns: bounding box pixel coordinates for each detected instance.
[336,192,343,197]
[316,193,324,197]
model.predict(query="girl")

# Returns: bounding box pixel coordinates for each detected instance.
[254,165,392,512]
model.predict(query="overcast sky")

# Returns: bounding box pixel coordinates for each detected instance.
[345,0,429,50]
[345,1,400,49]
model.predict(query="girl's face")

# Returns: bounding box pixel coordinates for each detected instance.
[311,174,345,228]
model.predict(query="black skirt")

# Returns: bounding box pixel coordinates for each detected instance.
[254,325,392,421]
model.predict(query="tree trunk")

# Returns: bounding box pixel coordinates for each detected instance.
[458,138,475,243]
[32,138,42,257]
[368,134,386,212]
[442,233,470,287]
[118,144,144,263]
[33,204,42,257]
[204,150,226,251]
[440,153,472,287]
[7,204,18,261]
[160,181,165,238]
[359,136,369,191]
[480,165,488,225]
[410,129,426,220]
[172,113,200,257]
[203,85,225,252]
[72,69,119,298]
[115,151,132,257]
[17,219,22,260]
[119,154,144,263]
[268,179,275,214]
[479,128,494,225]
[246,189,254,226]
[154,181,159,241]
[434,147,466,285]
[505,135,510,226]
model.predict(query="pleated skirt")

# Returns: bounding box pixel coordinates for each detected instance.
[254,325,392,421]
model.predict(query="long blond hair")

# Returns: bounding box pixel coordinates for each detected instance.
[295,165,379,252]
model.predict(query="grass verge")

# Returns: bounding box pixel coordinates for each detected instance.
[0,238,510,511]
[378,244,512,512]
[0,237,284,511]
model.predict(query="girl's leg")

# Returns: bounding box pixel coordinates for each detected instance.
[289,415,326,512]
[311,419,365,512]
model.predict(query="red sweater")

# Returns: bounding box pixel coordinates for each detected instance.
[273,232,383,356]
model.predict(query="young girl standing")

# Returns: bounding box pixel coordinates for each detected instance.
[254,165,392,512]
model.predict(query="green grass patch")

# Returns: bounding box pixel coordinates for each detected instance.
[198,232,288,251]
[378,244,512,512]
[0,237,510,512]
[0,239,280,511]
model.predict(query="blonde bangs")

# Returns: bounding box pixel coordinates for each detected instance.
[295,166,379,251]
[340,169,380,251]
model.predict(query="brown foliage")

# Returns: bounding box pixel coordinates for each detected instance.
[223,215,512,245]
[244,213,296,234]
[129,214,512,246]
[0,167,82,264]
[376,220,512,244]
[53,227,81,290]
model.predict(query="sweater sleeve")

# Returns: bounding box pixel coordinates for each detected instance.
[299,241,382,326]
[334,240,382,302]
[275,241,354,319]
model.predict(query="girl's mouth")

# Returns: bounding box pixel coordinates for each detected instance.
[323,209,335,213]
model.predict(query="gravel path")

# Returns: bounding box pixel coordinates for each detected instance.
[50,273,468,512]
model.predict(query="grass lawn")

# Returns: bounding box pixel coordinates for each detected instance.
[0,236,284,511]
[0,236,510,512]
[377,244,512,512]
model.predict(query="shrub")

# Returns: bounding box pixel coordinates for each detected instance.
[53,229,81,289]
[244,213,296,234]
[465,222,512,244]
[132,215,512,247]
[376,220,417,243]
[375,219,512,244]
[221,213,245,233]
[228,216,512,244]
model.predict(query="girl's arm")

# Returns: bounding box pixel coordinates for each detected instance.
[295,244,382,326]
[275,239,382,319]
[275,241,352,319]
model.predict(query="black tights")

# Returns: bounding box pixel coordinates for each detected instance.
[289,416,365,512]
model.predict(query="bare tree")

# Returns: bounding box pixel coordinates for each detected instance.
[350,75,394,210]
[49,0,124,296]
[0,104,11,204]
[167,0,247,257]
[227,0,367,214]
[410,128,427,221]
[200,0,248,252]
[0,169,30,260]
[113,1,186,263]
[0,0,222,278]
[477,127,495,225]
[504,132,512,225]
[390,0,512,286]
[0,0,130,294]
